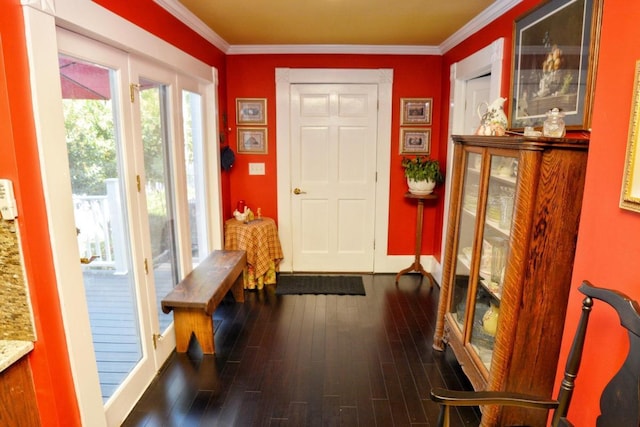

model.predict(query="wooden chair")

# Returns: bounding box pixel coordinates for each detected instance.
[430,280,640,426]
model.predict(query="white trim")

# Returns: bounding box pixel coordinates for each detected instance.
[47,0,212,80]
[275,68,395,273]
[440,0,522,54]
[204,68,225,250]
[434,38,505,285]
[22,7,107,426]
[153,0,229,53]
[228,44,440,56]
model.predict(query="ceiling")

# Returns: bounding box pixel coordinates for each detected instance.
[158,0,521,53]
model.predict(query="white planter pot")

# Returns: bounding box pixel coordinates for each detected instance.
[407,178,436,195]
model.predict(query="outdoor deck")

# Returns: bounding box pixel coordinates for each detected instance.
[84,267,174,401]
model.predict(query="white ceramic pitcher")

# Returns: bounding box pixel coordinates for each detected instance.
[475,97,508,136]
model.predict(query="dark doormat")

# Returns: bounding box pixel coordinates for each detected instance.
[276,275,365,295]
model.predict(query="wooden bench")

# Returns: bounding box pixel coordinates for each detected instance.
[161,250,246,354]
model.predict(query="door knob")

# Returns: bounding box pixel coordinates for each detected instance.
[293,188,307,195]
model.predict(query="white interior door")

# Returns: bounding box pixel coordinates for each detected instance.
[464,75,492,134]
[290,84,378,271]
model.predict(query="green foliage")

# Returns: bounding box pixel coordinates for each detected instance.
[63,85,168,201]
[140,87,167,191]
[401,156,444,183]
[63,99,117,195]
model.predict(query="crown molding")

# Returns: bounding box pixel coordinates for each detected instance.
[439,0,522,54]
[155,0,521,56]
[226,44,440,55]
[153,0,229,52]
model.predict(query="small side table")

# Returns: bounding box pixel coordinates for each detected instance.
[395,192,438,285]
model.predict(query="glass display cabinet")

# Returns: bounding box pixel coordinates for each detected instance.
[433,135,589,426]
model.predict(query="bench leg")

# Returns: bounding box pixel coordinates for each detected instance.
[230,273,245,303]
[173,308,215,354]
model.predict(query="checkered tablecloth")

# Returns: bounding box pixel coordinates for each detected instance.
[224,217,283,282]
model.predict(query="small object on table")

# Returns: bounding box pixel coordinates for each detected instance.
[395,192,438,285]
[224,217,284,290]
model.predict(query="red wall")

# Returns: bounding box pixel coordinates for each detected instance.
[226,54,444,256]
[1,0,79,424]
[4,0,639,424]
[558,0,640,424]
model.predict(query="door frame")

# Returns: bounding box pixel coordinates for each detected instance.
[275,68,393,273]
[22,1,221,425]
[434,38,504,284]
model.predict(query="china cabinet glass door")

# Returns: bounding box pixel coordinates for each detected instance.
[470,153,516,372]
[450,150,481,336]
[449,148,518,375]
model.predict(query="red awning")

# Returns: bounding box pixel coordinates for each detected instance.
[59,56,111,100]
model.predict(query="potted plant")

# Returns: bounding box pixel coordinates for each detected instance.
[402,156,444,195]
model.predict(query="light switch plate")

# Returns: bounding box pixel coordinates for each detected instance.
[249,163,265,175]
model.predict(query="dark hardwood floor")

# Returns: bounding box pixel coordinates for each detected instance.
[122,273,480,426]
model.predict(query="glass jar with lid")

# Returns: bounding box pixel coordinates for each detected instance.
[543,108,566,137]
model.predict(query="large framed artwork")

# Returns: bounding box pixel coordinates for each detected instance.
[620,60,640,213]
[509,0,603,130]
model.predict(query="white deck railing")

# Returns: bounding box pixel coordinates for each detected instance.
[74,178,127,273]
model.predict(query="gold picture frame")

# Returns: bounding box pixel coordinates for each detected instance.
[620,60,640,212]
[236,98,267,125]
[399,128,431,155]
[237,128,268,154]
[400,98,432,125]
[509,0,603,130]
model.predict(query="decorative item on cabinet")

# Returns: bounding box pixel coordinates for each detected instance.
[543,108,566,137]
[433,134,589,427]
[475,97,508,136]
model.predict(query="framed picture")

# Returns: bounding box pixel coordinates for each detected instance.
[237,128,267,154]
[509,0,603,130]
[401,98,432,125]
[236,98,267,125]
[399,128,431,155]
[620,60,640,213]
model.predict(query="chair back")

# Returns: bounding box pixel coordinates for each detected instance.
[567,281,640,426]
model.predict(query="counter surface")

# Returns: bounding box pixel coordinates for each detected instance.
[0,340,34,372]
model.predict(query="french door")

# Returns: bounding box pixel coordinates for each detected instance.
[57,30,212,425]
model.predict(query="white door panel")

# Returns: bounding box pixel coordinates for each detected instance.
[464,75,491,134]
[291,84,377,271]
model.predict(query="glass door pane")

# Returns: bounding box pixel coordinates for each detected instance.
[138,77,180,333]
[450,151,482,333]
[470,153,517,372]
[59,54,141,402]
[182,89,208,267]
